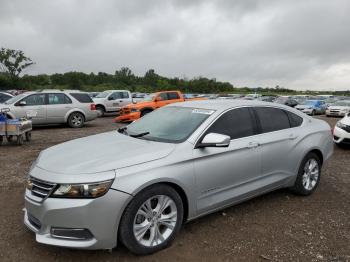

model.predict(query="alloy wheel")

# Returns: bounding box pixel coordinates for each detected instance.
[133,195,177,247]
[302,158,319,190]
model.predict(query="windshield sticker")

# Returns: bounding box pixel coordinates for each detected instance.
[192,109,215,115]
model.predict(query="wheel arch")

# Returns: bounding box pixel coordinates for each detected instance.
[308,148,324,166]
[64,109,86,122]
[126,180,190,224]
[95,104,106,111]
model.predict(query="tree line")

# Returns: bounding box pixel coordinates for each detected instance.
[1,47,349,95]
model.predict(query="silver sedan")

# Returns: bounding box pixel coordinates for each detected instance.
[24,100,333,254]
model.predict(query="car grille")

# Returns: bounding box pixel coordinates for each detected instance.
[340,125,350,133]
[30,177,56,200]
[330,110,340,113]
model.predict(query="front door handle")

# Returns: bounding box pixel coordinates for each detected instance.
[247,141,260,148]
[288,134,298,140]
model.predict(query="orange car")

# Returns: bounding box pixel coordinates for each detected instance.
[114,91,204,122]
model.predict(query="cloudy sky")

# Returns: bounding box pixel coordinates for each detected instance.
[1,0,350,90]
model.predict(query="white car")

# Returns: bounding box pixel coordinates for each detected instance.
[326,100,350,117]
[93,90,132,116]
[333,114,350,145]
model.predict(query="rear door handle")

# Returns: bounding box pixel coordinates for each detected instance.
[247,141,260,148]
[288,134,298,140]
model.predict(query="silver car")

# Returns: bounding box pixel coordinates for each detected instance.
[24,100,333,254]
[0,90,98,127]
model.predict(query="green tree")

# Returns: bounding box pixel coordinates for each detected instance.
[0,47,34,86]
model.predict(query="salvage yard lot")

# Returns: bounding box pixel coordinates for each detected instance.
[0,116,349,261]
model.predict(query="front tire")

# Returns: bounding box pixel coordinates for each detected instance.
[119,184,183,255]
[68,112,85,128]
[290,152,321,195]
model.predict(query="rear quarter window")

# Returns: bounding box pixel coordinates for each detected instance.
[69,93,93,103]
[285,111,303,127]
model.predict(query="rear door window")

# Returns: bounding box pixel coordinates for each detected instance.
[70,93,93,103]
[48,93,72,104]
[121,92,129,99]
[206,107,255,139]
[167,92,180,100]
[255,107,290,133]
[159,93,168,101]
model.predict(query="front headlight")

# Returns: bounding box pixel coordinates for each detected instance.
[130,108,139,112]
[336,121,347,128]
[51,180,113,198]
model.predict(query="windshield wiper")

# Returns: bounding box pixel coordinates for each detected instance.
[130,132,150,138]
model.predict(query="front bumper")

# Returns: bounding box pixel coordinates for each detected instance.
[114,111,141,122]
[326,110,346,117]
[333,126,350,144]
[24,188,132,250]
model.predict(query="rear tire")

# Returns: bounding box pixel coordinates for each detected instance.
[119,184,183,255]
[290,152,321,196]
[68,112,85,128]
[96,106,105,117]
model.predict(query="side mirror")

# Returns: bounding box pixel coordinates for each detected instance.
[108,96,115,101]
[196,133,231,148]
[19,101,27,106]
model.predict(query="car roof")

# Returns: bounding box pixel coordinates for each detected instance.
[172,99,289,111]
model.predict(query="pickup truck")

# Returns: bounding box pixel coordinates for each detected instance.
[93,90,132,116]
[114,90,203,122]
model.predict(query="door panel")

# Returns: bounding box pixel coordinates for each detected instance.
[14,94,47,124]
[193,107,261,214]
[253,107,301,185]
[193,137,260,213]
[46,93,72,123]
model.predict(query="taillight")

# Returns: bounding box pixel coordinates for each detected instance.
[90,104,96,110]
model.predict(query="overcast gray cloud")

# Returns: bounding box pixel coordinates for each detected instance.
[1,0,350,90]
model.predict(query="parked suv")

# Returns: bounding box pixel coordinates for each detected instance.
[0,90,97,127]
[93,90,132,116]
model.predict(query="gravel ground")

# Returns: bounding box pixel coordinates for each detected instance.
[0,116,349,262]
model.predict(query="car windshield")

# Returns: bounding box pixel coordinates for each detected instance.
[4,94,26,104]
[95,92,110,98]
[303,100,317,105]
[125,106,214,143]
[143,94,156,102]
[334,101,350,106]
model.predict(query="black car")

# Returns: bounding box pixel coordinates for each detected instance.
[274,96,298,107]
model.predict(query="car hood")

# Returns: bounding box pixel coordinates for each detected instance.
[328,106,350,110]
[340,116,350,125]
[296,105,313,109]
[36,131,176,174]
